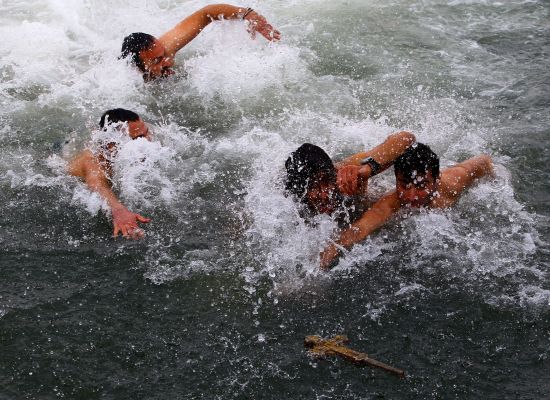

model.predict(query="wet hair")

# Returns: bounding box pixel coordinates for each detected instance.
[120,32,156,72]
[394,142,440,184]
[285,143,337,202]
[99,108,140,130]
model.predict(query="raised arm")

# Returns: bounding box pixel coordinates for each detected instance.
[337,131,416,174]
[320,192,401,270]
[68,151,150,239]
[442,155,494,200]
[335,131,416,196]
[159,4,280,57]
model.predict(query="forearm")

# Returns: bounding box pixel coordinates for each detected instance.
[339,193,400,248]
[69,152,126,211]
[85,173,125,211]
[204,4,250,20]
[365,131,416,170]
[161,4,249,54]
[337,131,416,176]
[320,193,399,270]
[341,208,394,248]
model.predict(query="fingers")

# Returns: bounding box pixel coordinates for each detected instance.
[248,17,280,42]
[136,214,151,223]
[269,28,281,41]
[338,169,357,195]
[116,225,141,240]
[338,165,367,195]
[261,27,281,41]
[320,245,339,271]
[112,212,150,240]
[129,227,144,240]
[259,26,281,41]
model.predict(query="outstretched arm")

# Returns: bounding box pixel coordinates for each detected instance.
[335,131,416,196]
[337,131,416,173]
[159,4,280,57]
[320,192,401,270]
[443,155,494,200]
[68,151,151,239]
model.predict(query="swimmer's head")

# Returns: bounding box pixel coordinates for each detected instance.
[395,143,440,207]
[285,143,342,215]
[120,33,174,81]
[99,108,151,140]
[99,108,139,129]
[96,109,152,161]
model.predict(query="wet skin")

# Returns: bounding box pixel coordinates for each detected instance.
[68,118,154,240]
[139,39,175,80]
[306,180,341,215]
[127,119,153,140]
[102,119,152,161]
[133,5,281,81]
[319,155,494,269]
[396,171,438,208]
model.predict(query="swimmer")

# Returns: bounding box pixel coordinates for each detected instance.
[319,143,494,269]
[285,131,417,223]
[68,109,152,239]
[120,4,280,81]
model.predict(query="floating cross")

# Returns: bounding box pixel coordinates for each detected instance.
[304,335,405,377]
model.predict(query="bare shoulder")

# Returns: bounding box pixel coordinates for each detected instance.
[67,149,96,178]
[438,155,494,201]
[445,155,493,181]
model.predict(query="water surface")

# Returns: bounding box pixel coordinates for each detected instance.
[1,0,549,398]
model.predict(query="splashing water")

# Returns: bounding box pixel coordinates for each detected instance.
[1,0,549,399]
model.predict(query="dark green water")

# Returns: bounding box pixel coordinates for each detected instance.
[1,0,549,398]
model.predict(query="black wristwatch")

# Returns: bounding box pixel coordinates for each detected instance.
[360,157,382,175]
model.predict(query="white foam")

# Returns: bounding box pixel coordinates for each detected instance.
[518,286,550,308]
[113,135,177,208]
[182,22,309,102]
[0,21,71,86]
[241,108,543,304]
[0,0,547,315]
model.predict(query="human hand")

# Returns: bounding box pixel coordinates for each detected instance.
[337,165,368,196]
[320,243,341,271]
[245,12,281,41]
[112,206,151,239]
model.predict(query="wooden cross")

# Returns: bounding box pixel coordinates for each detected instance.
[304,335,405,377]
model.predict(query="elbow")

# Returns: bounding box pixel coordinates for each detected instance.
[200,4,219,17]
[399,131,416,145]
[202,4,233,16]
[392,131,416,147]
